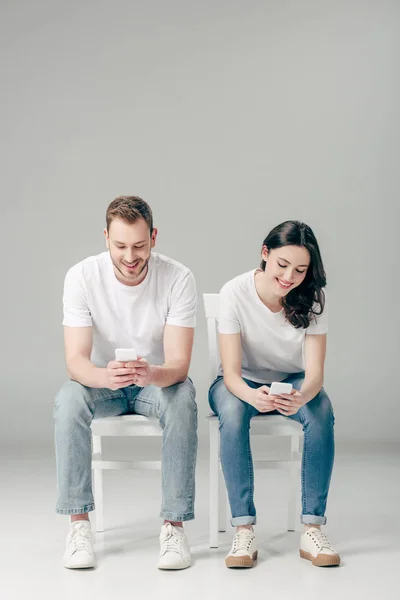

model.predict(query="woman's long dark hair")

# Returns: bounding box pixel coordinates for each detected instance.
[260,221,327,329]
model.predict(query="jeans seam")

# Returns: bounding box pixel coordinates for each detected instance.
[297,406,308,516]
[246,402,255,518]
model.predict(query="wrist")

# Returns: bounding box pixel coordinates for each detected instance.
[97,367,109,389]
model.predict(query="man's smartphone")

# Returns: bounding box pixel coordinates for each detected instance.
[115,348,138,362]
[269,382,293,396]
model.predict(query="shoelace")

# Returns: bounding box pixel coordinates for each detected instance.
[160,524,184,555]
[232,529,254,553]
[70,525,92,554]
[307,529,335,552]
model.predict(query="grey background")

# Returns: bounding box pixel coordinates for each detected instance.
[1,0,399,452]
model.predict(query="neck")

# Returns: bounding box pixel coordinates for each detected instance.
[254,271,282,312]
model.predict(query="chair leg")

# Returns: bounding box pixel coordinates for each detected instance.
[287,435,301,532]
[209,420,220,548]
[218,466,227,532]
[92,434,104,533]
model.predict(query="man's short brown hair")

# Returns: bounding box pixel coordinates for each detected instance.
[106,196,153,232]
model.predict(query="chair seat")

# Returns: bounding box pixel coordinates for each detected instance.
[207,412,302,436]
[91,414,162,436]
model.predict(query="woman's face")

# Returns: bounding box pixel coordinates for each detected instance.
[261,244,310,297]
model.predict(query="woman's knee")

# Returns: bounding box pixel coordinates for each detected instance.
[302,389,335,432]
[209,380,250,430]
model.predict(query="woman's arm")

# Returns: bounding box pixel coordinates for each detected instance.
[220,332,276,412]
[300,333,327,402]
[273,333,327,415]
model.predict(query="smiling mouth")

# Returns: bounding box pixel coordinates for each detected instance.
[124,260,140,270]
[277,278,292,289]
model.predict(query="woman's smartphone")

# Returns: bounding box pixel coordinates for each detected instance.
[115,348,138,362]
[269,382,293,396]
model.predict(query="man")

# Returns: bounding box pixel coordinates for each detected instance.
[54,196,197,570]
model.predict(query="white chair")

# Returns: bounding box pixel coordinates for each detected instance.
[91,415,162,532]
[203,293,303,548]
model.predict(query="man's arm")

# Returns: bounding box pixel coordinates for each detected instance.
[128,324,194,388]
[64,326,136,389]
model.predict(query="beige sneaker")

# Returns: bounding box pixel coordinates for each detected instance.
[300,527,340,567]
[225,528,258,568]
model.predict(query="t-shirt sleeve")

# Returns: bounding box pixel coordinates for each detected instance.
[306,290,328,335]
[166,270,197,328]
[218,282,240,334]
[62,266,93,327]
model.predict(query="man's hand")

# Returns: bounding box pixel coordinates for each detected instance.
[125,358,154,388]
[104,360,136,390]
[273,389,306,416]
[250,386,279,413]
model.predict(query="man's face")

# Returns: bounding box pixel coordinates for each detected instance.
[104,217,157,286]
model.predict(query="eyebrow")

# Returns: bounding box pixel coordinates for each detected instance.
[114,240,147,245]
[278,257,309,268]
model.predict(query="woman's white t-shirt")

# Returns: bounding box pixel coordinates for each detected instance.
[63,251,197,368]
[217,269,327,383]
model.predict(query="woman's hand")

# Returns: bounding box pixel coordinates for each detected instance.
[273,389,306,416]
[250,386,279,413]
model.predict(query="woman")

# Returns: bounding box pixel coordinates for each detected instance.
[209,220,340,569]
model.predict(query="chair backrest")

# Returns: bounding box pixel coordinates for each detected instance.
[203,293,220,384]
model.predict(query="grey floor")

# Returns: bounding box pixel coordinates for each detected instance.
[2,441,399,600]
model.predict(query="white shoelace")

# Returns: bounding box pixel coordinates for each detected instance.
[307,529,335,552]
[232,529,255,554]
[69,524,92,555]
[160,524,184,555]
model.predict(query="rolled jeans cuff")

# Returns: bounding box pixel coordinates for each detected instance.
[231,515,257,527]
[301,514,327,525]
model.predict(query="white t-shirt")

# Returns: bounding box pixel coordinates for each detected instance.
[63,251,197,367]
[217,269,328,383]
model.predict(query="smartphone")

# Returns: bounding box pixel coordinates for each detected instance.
[269,382,293,396]
[115,348,138,362]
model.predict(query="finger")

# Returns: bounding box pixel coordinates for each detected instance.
[108,368,135,376]
[112,376,136,385]
[280,393,296,400]
[274,399,292,406]
[108,360,127,368]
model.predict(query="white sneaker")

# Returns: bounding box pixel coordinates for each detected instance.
[225,528,258,568]
[300,527,340,567]
[157,523,191,570]
[63,521,96,569]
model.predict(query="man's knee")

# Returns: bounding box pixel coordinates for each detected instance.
[160,378,197,424]
[54,380,92,424]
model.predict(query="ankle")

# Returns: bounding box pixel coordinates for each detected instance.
[303,524,321,532]
[164,520,183,528]
[71,514,90,524]
[236,525,253,532]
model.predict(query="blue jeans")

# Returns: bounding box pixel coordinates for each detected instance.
[54,378,198,522]
[208,373,335,526]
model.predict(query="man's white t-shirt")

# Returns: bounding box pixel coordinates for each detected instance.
[63,251,197,368]
[217,269,328,383]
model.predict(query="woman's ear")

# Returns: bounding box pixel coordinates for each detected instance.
[261,245,269,263]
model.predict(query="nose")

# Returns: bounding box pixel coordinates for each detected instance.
[284,268,295,282]
[125,249,135,263]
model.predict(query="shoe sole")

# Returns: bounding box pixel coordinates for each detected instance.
[225,551,258,568]
[157,562,191,570]
[299,549,340,567]
[64,562,96,569]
